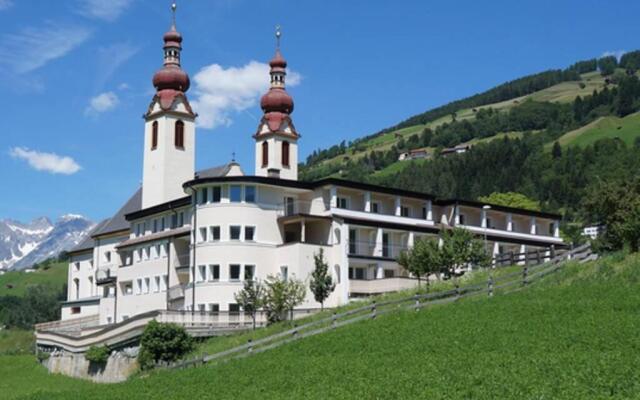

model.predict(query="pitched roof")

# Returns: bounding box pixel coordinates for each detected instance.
[68,219,110,254]
[92,188,142,237]
[195,163,236,179]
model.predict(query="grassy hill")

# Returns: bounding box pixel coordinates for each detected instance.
[4,252,640,399]
[554,112,640,148]
[0,261,67,297]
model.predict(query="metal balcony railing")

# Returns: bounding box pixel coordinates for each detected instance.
[95,265,117,284]
[347,240,411,259]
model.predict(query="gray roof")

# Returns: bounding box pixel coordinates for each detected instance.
[69,219,110,253]
[195,162,239,179]
[92,188,142,237]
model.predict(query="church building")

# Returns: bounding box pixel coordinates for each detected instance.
[46,7,563,339]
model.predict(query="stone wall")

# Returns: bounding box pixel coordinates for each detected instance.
[43,347,139,383]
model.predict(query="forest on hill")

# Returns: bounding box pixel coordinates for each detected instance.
[299,51,640,232]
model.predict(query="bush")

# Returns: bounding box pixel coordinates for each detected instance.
[138,320,194,370]
[85,345,110,364]
[36,352,50,362]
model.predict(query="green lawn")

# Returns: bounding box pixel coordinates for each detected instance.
[5,252,640,399]
[0,261,67,297]
[0,329,34,355]
[555,112,640,148]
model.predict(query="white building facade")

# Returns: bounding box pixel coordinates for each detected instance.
[60,16,564,327]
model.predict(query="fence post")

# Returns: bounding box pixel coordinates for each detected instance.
[414,294,420,311]
[248,338,253,353]
[371,301,377,319]
[536,249,541,265]
[331,312,337,328]
[550,245,556,260]
[292,323,298,338]
[487,275,493,297]
[455,281,460,298]
[510,251,515,266]
[522,264,529,286]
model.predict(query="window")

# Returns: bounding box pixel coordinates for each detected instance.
[198,265,206,282]
[458,214,466,225]
[284,197,295,216]
[210,226,220,242]
[261,141,268,167]
[175,120,184,148]
[349,229,357,254]
[161,217,165,231]
[371,202,380,214]
[229,264,241,281]
[337,197,348,209]
[162,275,168,291]
[384,269,395,278]
[245,186,256,203]
[104,251,111,263]
[177,211,184,227]
[548,223,555,236]
[245,226,255,241]
[153,219,158,233]
[486,218,492,229]
[401,206,410,217]
[199,227,208,242]
[282,141,290,167]
[280,266,288,281]
[123,282,133,295]
[208,303,220,313]
[156,244,161,258]
[230,185,242,202]
[422,207,427,219]
[349,267,365,280]
[212,186,221,203]
[154,276,160,293]
[71,307,81,315]
[208,264,220,281]
[88,277,94,296]
[74,262,80,271]
[230,225,241,240]
[73,278,79,300]
[171,214,178,229]
[151,121,158,150]
[198,304,206,312]
[144,277,150,294]
[199,188,208,205]
[229,303,240,314]
[245,265,255,281]
[382,233,390,258]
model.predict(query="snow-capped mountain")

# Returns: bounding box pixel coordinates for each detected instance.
[0,215,94,271]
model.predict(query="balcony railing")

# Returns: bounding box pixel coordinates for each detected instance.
[173,253,190,269]
[347,240,410,259]
[168,284,186,301]
[277,200,318,217]
[95,265,117,284]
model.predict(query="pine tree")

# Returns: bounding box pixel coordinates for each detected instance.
[309,249,336,311]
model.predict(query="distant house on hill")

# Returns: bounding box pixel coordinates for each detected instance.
[398,148,430,161]
[441,144,472,157]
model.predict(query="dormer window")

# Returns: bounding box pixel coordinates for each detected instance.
[282,141,290,167]
[175,120,184,149]
[151,121,158,150]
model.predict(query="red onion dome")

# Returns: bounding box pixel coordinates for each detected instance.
[269,49,287,69]
[163,27,183,45]
[261,88,293,114]
[153,65,190,92]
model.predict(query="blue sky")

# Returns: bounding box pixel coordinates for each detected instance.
[1,0,639,223]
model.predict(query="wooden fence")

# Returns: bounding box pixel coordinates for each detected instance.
[161,242,595,370]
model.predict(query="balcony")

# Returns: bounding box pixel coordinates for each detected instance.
[349,277,421,295]
[168,283,186,301]
[347,240,410,260]
[95,266,117,285]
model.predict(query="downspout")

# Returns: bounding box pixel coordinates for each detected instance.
[166,205,178,312]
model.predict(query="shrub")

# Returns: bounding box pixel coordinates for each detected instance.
[36,352,50,362]
[138,320,194,370]
[85,345,110,364]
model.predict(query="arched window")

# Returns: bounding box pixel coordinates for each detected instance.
[175,120,184,149]
[151,121,158,150]
[262,141,269,167]
[282,141,290,167]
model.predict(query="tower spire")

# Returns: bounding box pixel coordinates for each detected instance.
[171,2,177,29]
[275,25,281,49]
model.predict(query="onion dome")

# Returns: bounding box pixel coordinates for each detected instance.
[261,88,293,114]
[153,65,190,92]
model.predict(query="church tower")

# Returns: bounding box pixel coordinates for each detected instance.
[142,3,195,209]
[254,27,299,180]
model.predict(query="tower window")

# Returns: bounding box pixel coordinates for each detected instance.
[282,141,290,167]
[151,121,158,150]
[175,120,185,149]
[261,141,268,167]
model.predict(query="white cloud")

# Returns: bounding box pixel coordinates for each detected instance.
[191,61,302,129]
[10,147,81,175]
[601,50,626,61]
[85,91,119,115]
[77,0,133,22]
[95,42,139,88]
[0,0,13,11]
[118,83,130,91]
[0,23,91,74]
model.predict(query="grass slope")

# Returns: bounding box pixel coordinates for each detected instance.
[0,261,67,297]
[555,112,640,148]
[6,252,640,399]
[0,329,34,355]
